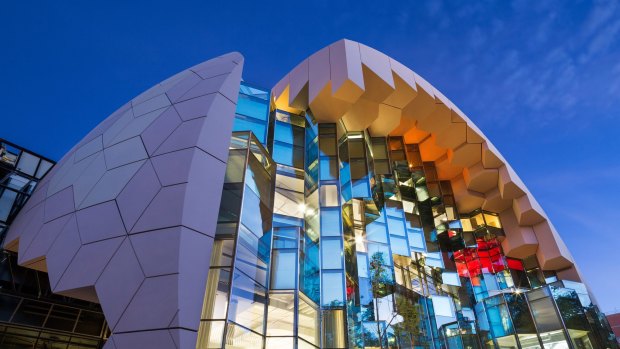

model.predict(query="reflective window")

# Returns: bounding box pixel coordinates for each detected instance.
[228,271,266,333]
[321,239,343,269]
[35,160,54,179]
[237,93,269,120]
[298,293,320,346]
[320,157,338,180]
[16,152,39,176]
[321,271,344,306]
[319,185,339,207]
[271,250,296,290]
[266,293,295,336]
[433,296,455,317]
[387,217,406,236]
[225,322,264,349]
[232,114,267,144]
[273,141,304,168]
[357,254,369,278]
[210,239,234,267]
[390,235,409,256]
[320,208,341,237]
[367,244,392,266]
[201,268,230,320]
[322,309,346,348]
[366,221,388,243]
[530,297,563,333]
[235,225,269,286]
[196,320,225,348]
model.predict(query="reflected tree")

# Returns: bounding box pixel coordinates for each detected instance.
[368,251,421,348]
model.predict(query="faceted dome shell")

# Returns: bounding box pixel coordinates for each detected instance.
[272,39,576,275]
[4,52,244,349]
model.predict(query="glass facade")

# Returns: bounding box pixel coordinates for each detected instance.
[194,83,618,349]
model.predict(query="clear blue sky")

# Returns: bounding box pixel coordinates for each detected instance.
[2,1,619,312]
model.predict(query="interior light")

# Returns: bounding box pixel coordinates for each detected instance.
[298,203,306,212]
[355,235,364,245]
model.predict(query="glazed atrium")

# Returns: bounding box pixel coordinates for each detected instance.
[1,40,617,349]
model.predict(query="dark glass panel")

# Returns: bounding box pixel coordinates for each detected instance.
[505,293,537,334]
[0,294,20,321]
[44,305,79,332]
[12,299,50,327]
[74,311,105,336]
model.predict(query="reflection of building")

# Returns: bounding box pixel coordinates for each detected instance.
[0,139,109,348]
[3,40,617,349]
[607,313,620,345]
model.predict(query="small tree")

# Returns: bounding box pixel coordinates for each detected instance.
[369,251,421,348]
[369,251,392,348]
[392,295,421,348]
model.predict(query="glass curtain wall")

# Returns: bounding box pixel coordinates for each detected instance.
[196,83,618,349]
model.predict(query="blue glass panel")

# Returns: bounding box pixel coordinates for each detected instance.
[300,234,320,303]
[273,227,298,249]
[320,208,341,237]
[271,250,297,289]
[321,271,344,306]
[232,115,266,144]
[229,270,267,332]
[273,214,304,228]
[274,121,304,146]
[321,238,343,269]
[236,225,268,286]
[407,229,425,250]
[273,142,304,168]
[356,254,368,278]
[366,221,388,243]
[358,277,372,305]
[236,93,268,120]
[387,217,406,236]
[339,162,351,183]
[389,235,409,256]
[352,179,370,198]
[385,205,403,218]
[275,122,294,144]
[241,188,268,238]
[273,142,294,167]
[485,297,514,337]
[320,157,338,180]
[239,83,269,100]
[448,220,462,229]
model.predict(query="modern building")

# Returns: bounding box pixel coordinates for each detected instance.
[2,39,617,349]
